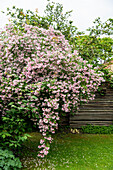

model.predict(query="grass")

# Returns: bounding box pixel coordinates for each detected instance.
[20,132,113,170]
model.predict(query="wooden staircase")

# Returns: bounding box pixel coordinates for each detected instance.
[70,86,113,128]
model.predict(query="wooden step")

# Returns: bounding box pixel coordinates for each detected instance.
[95,97,113,100]
[80,103,113,106]
[70,114,113,121]
[77,109,113,112]
[70,121,113,128]
[87,101,113,104]
[73,110,113,115]
[90,98,113,101]
[106,89,113,91]
[95,92,113,95]
[79,105,113,110]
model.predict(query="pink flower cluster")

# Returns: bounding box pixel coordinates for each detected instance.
[0,24,104,157]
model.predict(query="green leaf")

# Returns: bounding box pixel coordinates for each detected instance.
[31,96,38,99]
[8,102,14,105]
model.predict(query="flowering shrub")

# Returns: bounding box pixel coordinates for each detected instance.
[0,24,104,157]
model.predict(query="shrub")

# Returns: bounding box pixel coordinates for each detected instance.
[0,24,104,157]
[0,148,22,170]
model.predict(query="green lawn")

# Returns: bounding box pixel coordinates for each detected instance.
[20,132,113,170]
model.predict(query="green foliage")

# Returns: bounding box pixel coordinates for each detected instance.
[3,1,78,42]
[0,111,31,150]
[74,18,113,66]
[97,86,106,96]
[4,6,49,29]
[0,148,22,170]
[81,124,113,134]
[44,0,78,42]
[99,66,113,87]
[87,17,113,36]
[74,34,113,66]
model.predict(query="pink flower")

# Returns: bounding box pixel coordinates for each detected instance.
[42,133,46,136]
[38,145,41,149]
[44,150,48,155]
[45,147,50,150]
[47,136,52,141]
[40,139,44,144]
[43,118,48,124]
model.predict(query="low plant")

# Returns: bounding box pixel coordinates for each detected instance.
[0,148,22,170]
[81,124,113,134]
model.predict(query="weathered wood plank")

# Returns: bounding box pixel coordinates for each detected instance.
[76,110,113,112]
[70,121,113,128]
[80,103,113,105]
[96,93,113,96]
[70,117,113,122]
[70,114,113,121]
[72,111,113,115]
[79,106,113,110]
[85,101,113,105]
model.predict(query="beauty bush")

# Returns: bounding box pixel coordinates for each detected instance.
[0,24,104,157]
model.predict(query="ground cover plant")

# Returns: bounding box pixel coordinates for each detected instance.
[81,124,113,134]
[0,148,22,170]
[20,132,113,169]
[0,23,104,159]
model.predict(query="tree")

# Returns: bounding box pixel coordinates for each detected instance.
[74,34,113,65]
[87,17,113,36]
[44,0,78,42]
[74,17,113,66]
[3,0,78,43]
